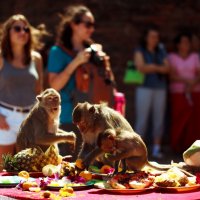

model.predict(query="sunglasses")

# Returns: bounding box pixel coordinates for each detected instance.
[80,20,96,29]
[12,25,30,33]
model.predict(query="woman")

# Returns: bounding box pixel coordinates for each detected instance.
[134,25,170,158]
[47,5,115,158]
[0,14,44,168]
[168,32,200,153]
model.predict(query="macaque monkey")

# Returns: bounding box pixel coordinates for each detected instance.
[97,130,149,173]
[72,102,136,168]
[73,102,174,173]
[97,131,195,177]
[16,88,76,153]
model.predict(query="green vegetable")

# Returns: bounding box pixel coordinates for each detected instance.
[89,165,100,173]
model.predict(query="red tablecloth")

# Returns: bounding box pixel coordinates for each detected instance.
[0,187,200,200]
[1,172,200,200]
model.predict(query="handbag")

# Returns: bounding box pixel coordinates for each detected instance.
[123,60,144,85]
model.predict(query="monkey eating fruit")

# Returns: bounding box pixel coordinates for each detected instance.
[73,102,194,176]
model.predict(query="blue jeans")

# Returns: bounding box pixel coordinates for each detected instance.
[134,87,166,143]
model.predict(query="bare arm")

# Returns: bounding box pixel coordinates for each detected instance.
[33,51,44,94]
[0,114,9,130]
[134,51,169,74]
[156,58,170,74]
[0,56,9,130]
[48,50,90,91]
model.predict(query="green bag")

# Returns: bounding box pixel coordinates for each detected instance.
[123,60,144,85]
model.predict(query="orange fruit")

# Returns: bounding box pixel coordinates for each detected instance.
[75,159,84,169]
[42,191,52,198]
[22,181,38,190]
[79,170,92,181]
[18,171,30,179]
[100,165,112,174]
[61,186,74,194]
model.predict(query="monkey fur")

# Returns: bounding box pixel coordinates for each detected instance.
[72,102,139,168]
[73,102,194,176]
[97,127,196,177]
[16,88,76,153]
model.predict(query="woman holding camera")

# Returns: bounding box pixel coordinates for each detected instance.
[47,5,114,158]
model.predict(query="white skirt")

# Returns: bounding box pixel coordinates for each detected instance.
[0,106,28,145]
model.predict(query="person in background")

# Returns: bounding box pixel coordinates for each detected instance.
[134,25,170,159]
[0,14,44,169]
[168,32,200,153]
[47,5,115,158]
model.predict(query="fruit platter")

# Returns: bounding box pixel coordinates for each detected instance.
[94,171,155,194]
[1,145,200,198]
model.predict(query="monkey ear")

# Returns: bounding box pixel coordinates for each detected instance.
[89,106,96,114]
[36,95,42,102]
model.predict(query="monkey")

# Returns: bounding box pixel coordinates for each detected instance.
[97,130,151,173]
[72,102,138,168]
[16,88,76,153]
[97,130,195,177]
[72,102,195,177]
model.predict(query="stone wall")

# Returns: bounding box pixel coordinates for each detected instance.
[0,0,200,127]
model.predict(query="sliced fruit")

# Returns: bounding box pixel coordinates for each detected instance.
[79,170,92,181]
[100,165,113,174]
[18,171,29,179]
[75,159,84,169]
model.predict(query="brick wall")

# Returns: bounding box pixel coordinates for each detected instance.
[1,0,200,126]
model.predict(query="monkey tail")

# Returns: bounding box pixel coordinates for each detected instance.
[147,161,195,177]
[147,161,171,171]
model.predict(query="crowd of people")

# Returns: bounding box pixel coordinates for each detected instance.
[134,26,200,158]
[0,4,199,167]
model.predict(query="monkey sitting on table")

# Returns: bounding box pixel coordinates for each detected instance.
[73,102,177,174]
[97,131,195,177]
[72,102,139,168]
[97,130,149,173]
[16,88,76,153]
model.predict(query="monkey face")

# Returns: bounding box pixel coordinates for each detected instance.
[100,137,116,153]
[72,102,98,131]
[37,88,61,112]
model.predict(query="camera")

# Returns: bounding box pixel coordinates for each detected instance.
[86,44,113,85]
[86,45,104,68]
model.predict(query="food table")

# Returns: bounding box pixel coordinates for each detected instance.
[0,187,200,200]
[0,170,200,200]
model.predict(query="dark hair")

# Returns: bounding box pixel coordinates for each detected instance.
[174,32,192,45]
[140,24,160,51]
[57,5,92,50]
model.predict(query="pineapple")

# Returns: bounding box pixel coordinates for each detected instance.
[1,154,19,171]
[2,145,61,172]
[39,145,60,169]
[2,147,44,172]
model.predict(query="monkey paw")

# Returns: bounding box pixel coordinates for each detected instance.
[106,155,115,162]
[82,160,90,170]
